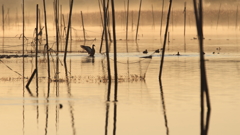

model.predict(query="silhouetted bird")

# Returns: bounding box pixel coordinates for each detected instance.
[155,49,160,53]
[81,44,95,57]
[176,52,180,56]
[143,49,148,54]
[59,104,63,109]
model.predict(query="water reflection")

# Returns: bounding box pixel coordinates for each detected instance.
[81,56,95,63]
[44,80,50,135]
[201,109,211,135]
[1,35,4,53]
[105,83,118,135]
[104,102,118,135]
[65,58,76,135]
[107,81,111,101]
[1,25,240,135]
[159,80,169,135]
[105,103,110,135]
[113,103,117,135]
[26,87,34,97]
[22,60,25,135]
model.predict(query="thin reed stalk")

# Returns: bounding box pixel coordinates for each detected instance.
[100,29,104,53]
[184,2,186,36]
[54,0,59,54]
[105,0,112,43]
[103,0,112,82]
[151,5,155,29]
[236,6,238,29]
[26,69,37,88]
[54,0,60,82]
[192,0,211,110]
[135,0,142,40]
[111,0,118,101]
[60,5,62,39]
[159,0,172,80]
[43,0,50,79]
[100,0,110,53]
[98,0,104,27]
[171,7,173,31]
[160,0,165,37]
[126,0,129,40]
[64,0,74,63]
[131,11,133,31]
[216,3,221,30]
[2,5,4,52]
[80,11,86,41]
[22,0,25,85]
[98,0,104,53]
[35,4,39,88]
[2,5,4,32]
[61,14,66,38]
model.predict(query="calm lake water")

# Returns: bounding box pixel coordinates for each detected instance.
[0,26,240,135]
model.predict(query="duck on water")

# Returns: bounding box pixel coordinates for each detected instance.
[80,44,95,57]
[143,49,148,54]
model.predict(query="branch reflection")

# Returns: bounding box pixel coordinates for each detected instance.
[105,103,110,135]
[64,60,76,135]
[113,102,117,135]
[44,78,51,135]
[200,88,211,135]
[105,81,118,135]
[159,80,169,135]
[201,108,211,135]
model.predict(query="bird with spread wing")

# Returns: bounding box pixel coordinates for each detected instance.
[80,44,95,57]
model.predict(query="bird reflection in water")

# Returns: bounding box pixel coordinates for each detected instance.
[81,56,95,64]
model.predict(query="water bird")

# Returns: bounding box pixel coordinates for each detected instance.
[80,44,95,57]
[216,47,221,54]
[176,52,180,56]
[59,104,63,109]
[143,49,148,54]
[155,49,160,53]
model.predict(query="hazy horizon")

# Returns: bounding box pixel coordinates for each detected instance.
[0,0,239,14]
[0,0,240,28]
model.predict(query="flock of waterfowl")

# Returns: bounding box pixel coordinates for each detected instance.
[79,43,222,58]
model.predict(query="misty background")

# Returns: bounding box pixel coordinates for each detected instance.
[0,0,239,11]
[0,0,240,28]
